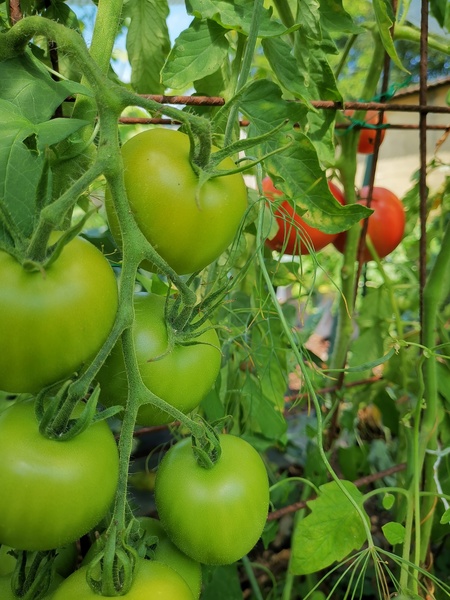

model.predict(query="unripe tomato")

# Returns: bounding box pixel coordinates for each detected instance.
[155,434,270,565]
[263,177,345,255]
[333,186,405,261]
[0,398,119,551]
[96,293,221,426]
[105,128,248,275]
[51,559,195,599]
[0,236,118,394]
[343,110,388,154]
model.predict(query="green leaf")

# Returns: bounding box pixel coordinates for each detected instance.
[262,36,312,104]
[382,521,406,545]
[319,0,362,35]
[42,1,81,31]
[186,0,287,37]
[290,480,369,575]
[35,119,89,149]
[373,0,408,72]
[382,493,395,510]
[162,18,229,90]
[0,51,90,124]
[202,564,242,600]
[125,0,171,94]
[430,0,450,30]
[241,80,369,233]
[440,508,450,525]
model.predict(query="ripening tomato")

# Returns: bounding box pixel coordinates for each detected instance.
[96,293,221,426]
[105,128,248,275]
[263,178,345,255]
[343,110,388,154]
[0,398,119,551]
[0,236,118,393]
[51,558,195,599]
[333,186,405,261]
[155,434,270,565]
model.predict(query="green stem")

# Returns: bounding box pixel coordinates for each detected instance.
[329,32,385,375]
[224,0,264,146]
[25,160,104,263]
[241,556,264,600]
[71,0,124,123]
[418,221,450,562]
[255,188,374,550]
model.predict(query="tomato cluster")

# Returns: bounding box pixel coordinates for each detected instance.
[0,125,272,599]
[264,178,405,262]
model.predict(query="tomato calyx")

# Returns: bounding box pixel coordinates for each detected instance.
[86,521,139,596]
[10,550,56,600]
[191,417,223,469]
[35,382,121,441]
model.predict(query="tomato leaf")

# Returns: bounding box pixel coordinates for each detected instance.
[372,0,408,72]
[202,564,243,600]
[124,0,170,94]
[0,51,91,124]
[186,0,287,37]
[241,80,370,233]
[290,480,369,575]
[35,118,89,149]
[162,18,229,90]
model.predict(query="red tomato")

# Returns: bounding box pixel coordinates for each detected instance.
[333,186,405,261]
[263,178,345,255]
[343,110,388,154]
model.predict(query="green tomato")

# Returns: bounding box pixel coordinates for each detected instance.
[96,293,221,426]
[105,128,248,275]
[0,236,118,393]
[139,518,202,599]
[155,434,270,565]
[0,398,119,551]
[51,558,195,599]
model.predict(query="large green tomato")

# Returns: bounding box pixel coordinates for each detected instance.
[155,434,270,565]
[0,236,118,393]
[51,558,195,599]
[0,398,119,551]
[105,128,248,275]
[96,293,221,426]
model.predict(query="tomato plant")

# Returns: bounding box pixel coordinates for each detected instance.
[0,398,119,551]
[96,293,221,426]
[333,186,406,261]
[0,236,118,394]
[343,110,388,154]
[51,558,195,600]
[105,128,248,275]
[154,434,270,565]
[263,177,345,255]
